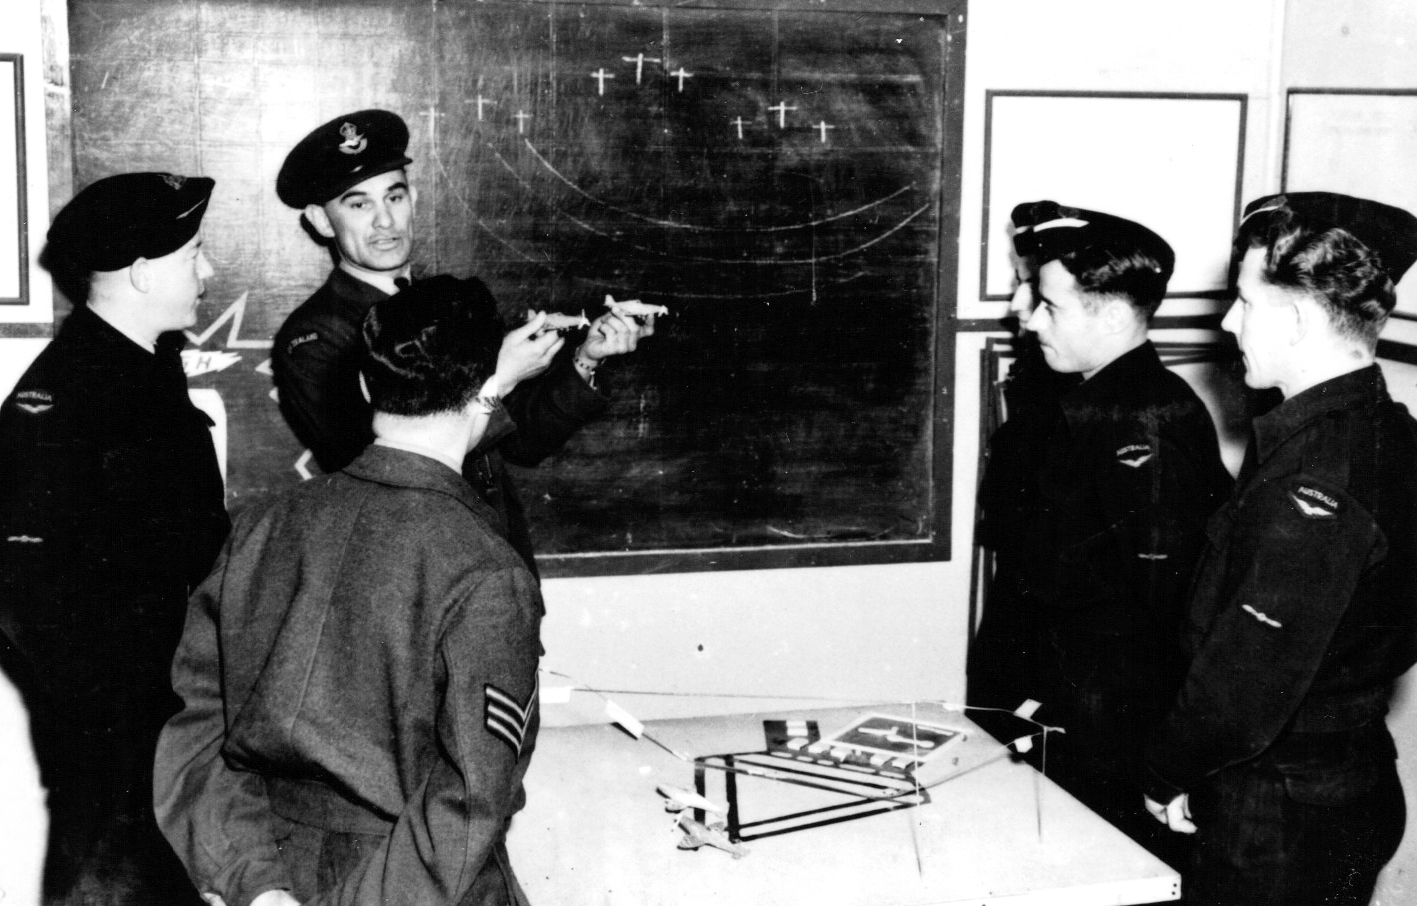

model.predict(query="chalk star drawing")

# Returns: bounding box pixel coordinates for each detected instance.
[183,291,272,350]
[668,67,694,91]
[622,53,661,84]
[181,350,243,379]
[294,449,315,481]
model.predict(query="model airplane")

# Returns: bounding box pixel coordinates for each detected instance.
[604,294,670,318]
[676,811,749,858]
[528,310,590,334]
[657,783,727,815]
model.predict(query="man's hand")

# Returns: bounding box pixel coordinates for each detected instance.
[1144,792,1197,834]
[495,312,564,394]
[577,307,655,363]
[249,890,301,906]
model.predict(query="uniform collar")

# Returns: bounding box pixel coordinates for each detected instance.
[345,443,491,518]
[1252,364,1386,462]
[326,266,392,312]
[1060,340,1161,422]
[65,304,177,366]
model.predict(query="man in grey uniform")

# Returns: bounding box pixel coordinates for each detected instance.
[156,277,543,906]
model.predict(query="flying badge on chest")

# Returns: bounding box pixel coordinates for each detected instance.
[1289,485,1340,520]
[1115,443,1153,468]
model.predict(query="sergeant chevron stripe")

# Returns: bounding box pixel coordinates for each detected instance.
[485,680,537,757]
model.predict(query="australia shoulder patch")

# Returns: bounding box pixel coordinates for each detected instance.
[12,389,54,416]
[1288,484,1340,520]
[1115,442,1153,468]
[484,679,538,758]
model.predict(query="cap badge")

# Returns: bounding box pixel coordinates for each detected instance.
[163,174,187,190]
[338,122,368,155]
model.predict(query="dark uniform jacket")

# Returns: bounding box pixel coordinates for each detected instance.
[0,305,229,715]
[1142,365,1417,803]
[154,445,543,906]
[1015,341,1233,635]
[272,268,608,570]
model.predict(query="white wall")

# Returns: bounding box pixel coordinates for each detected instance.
[7,0,1417,901]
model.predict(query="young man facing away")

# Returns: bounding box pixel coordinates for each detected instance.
[156,277,543,906]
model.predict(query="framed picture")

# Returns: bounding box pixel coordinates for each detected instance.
[1284,89,1417,327]
[981,91,1247,309]
[0,54,27,307]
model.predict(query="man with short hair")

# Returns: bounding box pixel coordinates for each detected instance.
[968,202,1232,862]
[272,109,653,570]
[156,276,544,906]
[1142,193,1417,906]
[0,172,229,904]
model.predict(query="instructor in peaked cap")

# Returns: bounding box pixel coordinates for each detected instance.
[1143,192,1417,906]
[271,109,654,574]
[0,172,229,905]
[967,200,1232,872]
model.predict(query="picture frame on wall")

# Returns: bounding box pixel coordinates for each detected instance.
[1283,88,1417,356]
[981,91,1247,316]
[0,53,28,308]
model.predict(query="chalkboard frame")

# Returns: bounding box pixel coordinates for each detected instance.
[52,0,969,578]
[530,0,970,577]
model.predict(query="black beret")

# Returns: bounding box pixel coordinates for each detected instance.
[277,109,412,208]
[1010,200,1175,282]
[46,172,214,272]
[1240,191,1417,285]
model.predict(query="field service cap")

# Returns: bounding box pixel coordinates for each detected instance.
[47,172,214,272]
[1010,200,1175,281]
[277,109,412,208]
[1240,191,1417,286]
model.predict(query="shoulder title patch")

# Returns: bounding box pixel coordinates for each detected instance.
[1116,443,1153,468]
[1289,485,1339,520]
[485,679,537,758]
[285,332,319,355]
[13,389,53,415]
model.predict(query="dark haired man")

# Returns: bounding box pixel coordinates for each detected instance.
[273,109,655,572]
[155,276,543,906]
[968,202,1232,863]
[1142,193,1417,906]
[0,172,228,905]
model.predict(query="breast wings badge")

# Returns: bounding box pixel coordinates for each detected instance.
[1115,443,1153,468]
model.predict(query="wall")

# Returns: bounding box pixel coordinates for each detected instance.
[7,0,1417,902]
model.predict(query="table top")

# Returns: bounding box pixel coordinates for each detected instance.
[506,702,1180,905]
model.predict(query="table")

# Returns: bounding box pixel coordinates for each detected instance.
[506,703,1180,905]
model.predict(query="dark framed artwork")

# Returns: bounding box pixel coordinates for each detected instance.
[0,53,28,308]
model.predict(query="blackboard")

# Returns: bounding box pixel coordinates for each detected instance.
[65,0,966,576]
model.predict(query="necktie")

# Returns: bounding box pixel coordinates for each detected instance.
[394,276,411,291]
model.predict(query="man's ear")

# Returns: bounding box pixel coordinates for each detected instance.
[304,204,336,240]
[1098,297,1134,334]
[128,257,151,293]
[1288,294,1314,346]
